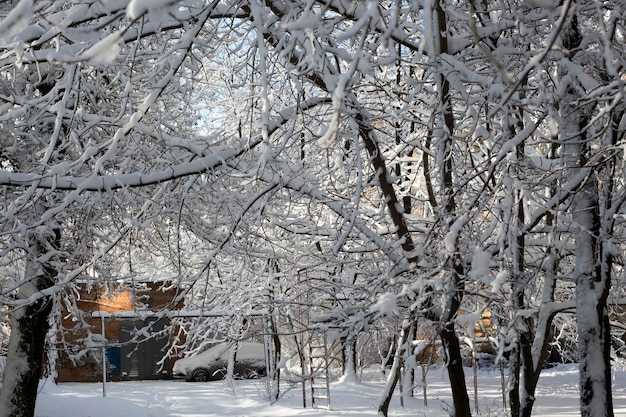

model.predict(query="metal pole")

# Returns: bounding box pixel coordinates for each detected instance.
[473,347,478,414]
[101,315,107,398]
[421,363,428,407]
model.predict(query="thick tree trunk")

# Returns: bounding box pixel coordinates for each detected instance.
[573,179,614,417]
[0,229,58,417]
[559,10,614,417]
[0,297,53,417]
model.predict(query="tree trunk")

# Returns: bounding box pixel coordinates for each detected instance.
[573,177,614,417]
[265,280,281,402]
[378,319,413,417]
[559,10,614,417]
[432,0,471,412]
[0,299,53,417]
[270,327,281,401]
[508,337,521,417]
[507,122,528,417]
[0,230,59,417]
[341,335,358,380]
[521,141,561,417]
[440,321,471,417]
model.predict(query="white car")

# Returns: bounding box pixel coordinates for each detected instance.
[173,342,267,382]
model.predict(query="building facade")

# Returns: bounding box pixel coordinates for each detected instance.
[56,281,182,382]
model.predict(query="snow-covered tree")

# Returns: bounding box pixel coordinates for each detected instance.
[1,2,626,417]
[0,2,226,415]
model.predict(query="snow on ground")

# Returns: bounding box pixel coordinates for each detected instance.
[35,364,626,417]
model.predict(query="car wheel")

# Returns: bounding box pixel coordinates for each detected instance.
[190,369,210,382]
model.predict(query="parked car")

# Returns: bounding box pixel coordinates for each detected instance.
[173,342,267,382]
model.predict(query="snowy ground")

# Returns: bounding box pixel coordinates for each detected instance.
[35,364,626,417]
